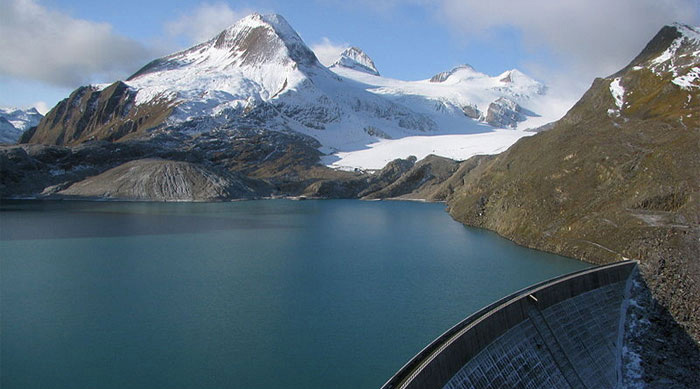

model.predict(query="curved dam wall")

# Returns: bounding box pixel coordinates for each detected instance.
[382,261,636,389]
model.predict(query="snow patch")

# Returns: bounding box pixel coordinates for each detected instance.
[322,131,532,170]
[674,22,700,42]
[672,66,700,89]
[649,24,700,77]
[610,78,625,109]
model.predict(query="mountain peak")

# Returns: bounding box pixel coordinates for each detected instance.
[670,22,700,40]
[216,13,301,49]
[210,13,318,67]
[616,22,700,79]
[129,13,319,81]
[0,106,44,143]
[331,47,380,76]
[498,69,526,83]
[429,64,481,83]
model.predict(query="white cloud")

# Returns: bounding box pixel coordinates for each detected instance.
[0,0,152,88]
[333,0,699,98]
[165,2,253,45]
[311,37,348,67]
[32,101,50,115]
[436,0,700,88]
[317,0,430,14]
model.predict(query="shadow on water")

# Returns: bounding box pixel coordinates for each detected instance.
[0,200,301,240]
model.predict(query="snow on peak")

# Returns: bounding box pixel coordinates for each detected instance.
[0,107,43,130]
[671,22,700,42]
[123,12,329,123]
[211,13,318,67]
[331,47,380,76]
[128,13,319,83]
[495,69,546,96]
[430,64,481,83]
[672,66,700,89]
[41,11,569,171]
[646,23,700,83]
[0,106,43,143]
[499,69,527,83]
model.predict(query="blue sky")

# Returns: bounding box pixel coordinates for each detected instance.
[1,0,699,113]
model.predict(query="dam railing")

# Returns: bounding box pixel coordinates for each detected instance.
[380,260,637,389]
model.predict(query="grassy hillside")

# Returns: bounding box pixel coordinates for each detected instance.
[445,25,700,342]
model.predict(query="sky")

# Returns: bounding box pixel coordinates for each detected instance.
[1,0,699,114]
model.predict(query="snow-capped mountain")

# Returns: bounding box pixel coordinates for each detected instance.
[645,23,700,89]
[329,62,549,130]
[0,107,43,143]
[331,47,380,76]
[29,13,569,170]
[605,22,699,120]
[126,13,323,122]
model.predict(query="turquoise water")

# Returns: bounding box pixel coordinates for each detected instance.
[0,200,589,388]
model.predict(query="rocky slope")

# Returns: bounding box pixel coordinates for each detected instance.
[444,23,700,345]
[58,159,259,201]
[2,126,325,200]
[2,124,453,202]
[361,155,460,200]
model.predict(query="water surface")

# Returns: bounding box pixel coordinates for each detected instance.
[0,200,589,388]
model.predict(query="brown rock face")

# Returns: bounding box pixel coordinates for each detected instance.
[26,81,173,146]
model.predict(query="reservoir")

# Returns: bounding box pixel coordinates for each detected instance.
[0,200,589,388]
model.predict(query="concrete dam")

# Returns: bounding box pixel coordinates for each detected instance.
[382,261,637,389]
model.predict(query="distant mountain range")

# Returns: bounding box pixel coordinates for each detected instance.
[0,107,43,143]
[24,14,561,169]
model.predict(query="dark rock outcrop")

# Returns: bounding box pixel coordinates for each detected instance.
[460,104,481,120]
[301,156,416,199]
[484,97,526,128]
[362,155,460,200]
